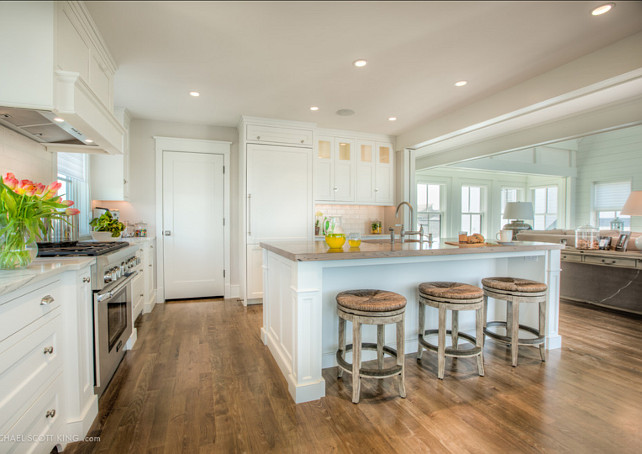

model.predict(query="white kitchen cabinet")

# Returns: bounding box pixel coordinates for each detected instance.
[90,107,130,201]
[314,130,395,205]
[314,137,356,202]
[144,241,156,312]
[375,142,394,204]
[132,267,144,321]
[239,116,315,304]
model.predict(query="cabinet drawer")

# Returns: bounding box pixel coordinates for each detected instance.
[2,373,64,454]
[246,124,312,146]
[584,255,637,268]
[561,253,582,263]
[0,312,62,433]
[0,280,62,343]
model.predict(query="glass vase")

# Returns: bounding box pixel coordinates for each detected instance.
[0,228,39,270]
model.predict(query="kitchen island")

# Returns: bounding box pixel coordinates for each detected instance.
[259,239,564,403]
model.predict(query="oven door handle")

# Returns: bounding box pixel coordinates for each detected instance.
[96,271,139,303]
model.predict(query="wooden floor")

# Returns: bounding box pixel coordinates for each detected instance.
[65,299,642,454]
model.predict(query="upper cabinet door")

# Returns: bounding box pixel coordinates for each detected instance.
[333,138,355,202]
[356,140,375,203]
[246,124,313,146]
[315,136,334,201]
[375,143,394,204]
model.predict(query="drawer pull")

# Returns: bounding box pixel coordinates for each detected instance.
[300,139,304,143]
[46,409,56,418]
[82,277,91,283]
[40,295,54,306]
[256,136,261,140]
[43,346,54,355]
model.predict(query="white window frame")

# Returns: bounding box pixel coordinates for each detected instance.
[500,186,525,226]
[57,153,91,237]
[416,182,445,239]
[531,185,559,230]
[592,180,631,231]
[460,184,486,235]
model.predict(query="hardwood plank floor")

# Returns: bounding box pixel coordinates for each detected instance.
[65,299,642,453]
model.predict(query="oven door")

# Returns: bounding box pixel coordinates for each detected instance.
[94,271,137,396]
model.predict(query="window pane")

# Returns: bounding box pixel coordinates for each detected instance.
[417,184,427,212]
[534,214,546,230]
[338,142,351,160]
[471,214,481,234]
[594,181,631,211]
[427,184,440,211]
[461,187,469,212]
[534,188,546,214]
[469,186,481,212]
[545,215,557,230]
[461,214,470,233]
[379,146,390,164]
[547,187,558,214]
[360,144,372,162]
[318,140,331,159]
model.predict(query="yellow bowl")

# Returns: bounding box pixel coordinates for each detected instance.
[325,234,346,249]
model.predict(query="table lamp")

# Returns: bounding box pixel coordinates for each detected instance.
[503,202,534,233]
[621,190,642,250]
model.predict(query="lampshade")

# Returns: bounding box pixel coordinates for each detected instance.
[504,202,534,220]
[621,191,642,215]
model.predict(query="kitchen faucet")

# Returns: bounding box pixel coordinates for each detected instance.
[394,201,429,244]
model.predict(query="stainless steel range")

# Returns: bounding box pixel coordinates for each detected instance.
[38,241,141,396]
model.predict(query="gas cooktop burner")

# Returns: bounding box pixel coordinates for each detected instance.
[37,241,129,257]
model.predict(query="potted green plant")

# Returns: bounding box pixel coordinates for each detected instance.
[1,172,79,269]
[89,210,125,241]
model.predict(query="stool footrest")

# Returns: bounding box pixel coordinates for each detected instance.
[418,330,482,358]
[336,343,403,378]
[484,321,545,345]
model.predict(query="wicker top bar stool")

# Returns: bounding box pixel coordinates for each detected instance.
[482,277,548,367]
[336,289,406,404]
[417,282,485,379]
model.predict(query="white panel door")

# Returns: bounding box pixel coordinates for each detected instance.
[247,144,313,243]
[314,137,334,201]
[375,143,394,204]
[163,151,225,299]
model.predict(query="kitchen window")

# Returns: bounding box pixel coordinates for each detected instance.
[532,186,558,230]
[593,181,631,231]
[417,183,444,240]
[500,187,524,226]
[57,152,90,236]
[461,185,483,235]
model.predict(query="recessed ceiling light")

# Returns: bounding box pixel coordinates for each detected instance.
[85,139,94,143]
[353,59,367,68]
[189,91,200,97]
[455,80,468,87]
[336,109,355,116]
[592,3,614,15]
[53,117,64,123]
[388,117,397,121]
[310,106,319,111]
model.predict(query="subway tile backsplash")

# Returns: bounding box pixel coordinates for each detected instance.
[315,204,390,235]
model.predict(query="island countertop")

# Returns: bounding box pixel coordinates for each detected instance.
[259,239,565,262]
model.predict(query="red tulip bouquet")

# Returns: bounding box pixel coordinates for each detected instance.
[1,172,80,269]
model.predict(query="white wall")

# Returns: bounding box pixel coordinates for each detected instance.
[113,119,240,291]
[0,125,55,184]
[574,124,642,231]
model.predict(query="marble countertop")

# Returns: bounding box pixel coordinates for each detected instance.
[260,239,565,262]
[0,257,95,297]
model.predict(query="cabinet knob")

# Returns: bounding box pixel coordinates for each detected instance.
[374,188,379,192]
[124,179,128,184]
[46,409,56,418]
[257,136,261,140]
[82,277,91,283]
[43,346,54,355]
[40,295,54,306]
[300,139,304,143]
[333,187,338,192]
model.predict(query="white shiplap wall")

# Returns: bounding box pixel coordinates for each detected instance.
[0,125,55,183]
[574,125,642,231]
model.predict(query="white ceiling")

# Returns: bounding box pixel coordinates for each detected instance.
[86,1,642,136]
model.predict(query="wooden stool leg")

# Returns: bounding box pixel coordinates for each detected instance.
[417,301,425,360]
[476,305,485,376]
[397,317,406,398]
[511,301,519,367]
[338,317,345,378]
[352,320,362,403]
[452,310,459,348]
[438,305,446,379]
[483,294,488,331]
[377,324,384,375]
[506,299,513,342]
[539,299,547,362]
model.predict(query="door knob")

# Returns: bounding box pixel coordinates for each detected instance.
[164,230,172,236]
